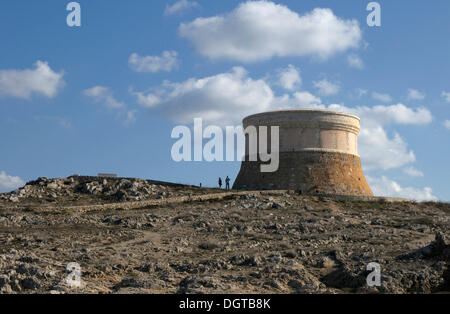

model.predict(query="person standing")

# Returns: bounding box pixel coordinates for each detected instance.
[225,176,231,190]
[218,177,223,189]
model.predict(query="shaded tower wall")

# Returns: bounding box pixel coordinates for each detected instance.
[233,109,373,196]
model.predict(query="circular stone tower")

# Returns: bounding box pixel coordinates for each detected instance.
[233,109,373,196]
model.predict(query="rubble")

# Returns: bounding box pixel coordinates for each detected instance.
[0,176,205,205]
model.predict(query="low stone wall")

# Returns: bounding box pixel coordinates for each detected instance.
[30,190,288,213]
[67,176,195,188]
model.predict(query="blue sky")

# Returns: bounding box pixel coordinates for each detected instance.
[0,0,449,201]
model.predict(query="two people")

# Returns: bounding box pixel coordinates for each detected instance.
[219,176,231,189]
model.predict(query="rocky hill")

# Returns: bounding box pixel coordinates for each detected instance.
[0,176,449,294]
[0,176,209,206]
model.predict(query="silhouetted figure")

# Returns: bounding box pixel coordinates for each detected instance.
[218,177,222,189]
[225,176,231,190]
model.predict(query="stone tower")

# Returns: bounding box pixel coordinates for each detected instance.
[233,109,373,196]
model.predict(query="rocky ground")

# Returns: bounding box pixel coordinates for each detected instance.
[0,176,449,294]
[0,176,209,206]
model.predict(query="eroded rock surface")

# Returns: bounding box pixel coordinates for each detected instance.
[0,177,449,294]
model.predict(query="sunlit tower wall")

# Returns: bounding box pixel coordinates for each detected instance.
[233,109,373,196]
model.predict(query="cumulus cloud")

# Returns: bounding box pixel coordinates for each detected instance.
[129,51,178,73]
[367,176,437,201]
[407,88,425,100]
[403,167,424,178]
[179,1,362,62]
[134,91,161,108]
[125,110,137,125]
[132,67,274,125]
[84,86,139,124]
[164,0,199,16]
[442,91,450,103]
[270,91,323,110]
[445,120,450,130]
[358,127,416,170]
[83,86,125,109]
[0,171,25,193]
[345,103,432,127]
[278,65,301,90]
[347,54,364,69]
[0,61,65,99]
[205,95,421,163]
[292,92,322,107]
[328,103,432,170]
[354,88,368,98]
[133,66,432,172]
[313,79,340,96]
[372,92,392,103]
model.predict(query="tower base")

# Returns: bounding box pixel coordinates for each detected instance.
[233,151,373,197]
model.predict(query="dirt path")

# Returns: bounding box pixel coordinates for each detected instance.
[5,190,407,214]
[25,191,286,213]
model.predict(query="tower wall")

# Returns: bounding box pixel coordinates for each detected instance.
[233,109,373,196]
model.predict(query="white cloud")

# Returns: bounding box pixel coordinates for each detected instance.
[225,78,430,185]
[328,103,432,170]
[125,110,137,125]
[0,171,25,193]
[442,91,450,103]
[83,86,125,109]
[164,0,199,16]
[372,92,392,103]
[407,88,425,100]
[313,79,340,96]
[0,61,65,99]
[444,120,450,130]
[292,91,322,107]
[351,103,432,127]
[133,66,432,172]
[367,176,437,201]
[134,92,161,108]
[358,126,416,170]
[132,67,274,125]
[179,1,362,62]
[278,65,301,90]
[347,54,364,69]
[403,167,424,178]
[129,51,178,73]
[354,88,368,98]
[84,86,138,124]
